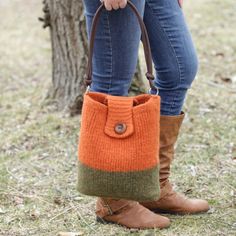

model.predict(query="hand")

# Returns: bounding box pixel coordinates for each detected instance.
[178,0,183,8]
[101,0,128,11]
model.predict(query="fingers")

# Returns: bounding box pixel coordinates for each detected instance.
[112,0,119,10]
[103,0,127,11]
[104,0,112,11]
[178,0,183,8]
[118,0,127,9]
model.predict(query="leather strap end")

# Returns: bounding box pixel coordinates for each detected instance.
[84,75,92,86]
[145,72,155,80]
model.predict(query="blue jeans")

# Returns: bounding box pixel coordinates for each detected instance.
[82,0,198,115]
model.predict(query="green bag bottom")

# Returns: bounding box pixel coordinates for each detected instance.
[77,162,160,202]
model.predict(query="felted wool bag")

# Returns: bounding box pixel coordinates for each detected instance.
[77,0,161,202]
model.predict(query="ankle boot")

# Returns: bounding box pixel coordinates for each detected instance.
[96,197,170,229]
[141,112,209,214]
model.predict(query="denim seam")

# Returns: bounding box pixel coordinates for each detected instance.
[170,89,179,114]
[105,12,113,94]
[145,1,182,89]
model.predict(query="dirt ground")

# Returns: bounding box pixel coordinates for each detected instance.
[0,0,235,235]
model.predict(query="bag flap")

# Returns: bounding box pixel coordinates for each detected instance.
[104,95,134,138]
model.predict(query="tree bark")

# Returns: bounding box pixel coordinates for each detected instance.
[41,0,146,115]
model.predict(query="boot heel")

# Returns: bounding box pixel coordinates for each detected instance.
[96,216,110,224]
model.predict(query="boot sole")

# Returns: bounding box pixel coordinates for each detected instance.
[96,216,170,229]
[152,208,210,215]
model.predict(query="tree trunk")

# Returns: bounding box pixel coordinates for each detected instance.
[41,0,146,115]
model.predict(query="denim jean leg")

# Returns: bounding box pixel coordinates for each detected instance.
[83,0,145,96]
[144,0,198,115]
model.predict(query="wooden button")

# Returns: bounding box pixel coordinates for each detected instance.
[114,123,127,134]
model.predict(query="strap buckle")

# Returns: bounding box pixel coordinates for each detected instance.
[103,204,113,216]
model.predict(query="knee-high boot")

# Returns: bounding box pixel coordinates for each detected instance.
[141,112,209,214]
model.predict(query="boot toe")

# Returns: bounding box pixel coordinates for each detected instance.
[152,215,171,229]
[124,207,171,229]
[192,199,210,213]
[138,213,170,229]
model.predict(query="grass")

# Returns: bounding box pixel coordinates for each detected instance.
[0,0,235,235]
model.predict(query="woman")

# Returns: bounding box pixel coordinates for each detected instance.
[82,0,209,229]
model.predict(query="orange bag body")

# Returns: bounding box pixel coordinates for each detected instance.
[78,92,161,201]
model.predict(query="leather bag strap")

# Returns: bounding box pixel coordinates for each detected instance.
[84,0,158,92]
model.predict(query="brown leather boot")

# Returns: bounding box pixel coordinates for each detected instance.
[96,197,170,229]
[141,112,210,214]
